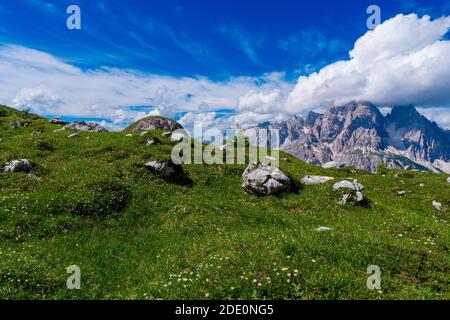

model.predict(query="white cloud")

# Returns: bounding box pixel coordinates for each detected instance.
[0,44,291,130]
[12,86,63,114]
[237,89,286,114]
[284,14,450,112]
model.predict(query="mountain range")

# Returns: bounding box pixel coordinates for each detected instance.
[245,101,450,173]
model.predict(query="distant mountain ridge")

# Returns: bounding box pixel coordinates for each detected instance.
[245,102,450,173]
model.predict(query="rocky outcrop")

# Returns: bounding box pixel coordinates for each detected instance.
[49,118,69,126]
[125,116,183,132]
[242,163,291,196]
[145,160,183,180]
[66,121,108,132]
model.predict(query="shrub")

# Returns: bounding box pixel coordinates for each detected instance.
[71,179,132,217]
[377,163,388,175]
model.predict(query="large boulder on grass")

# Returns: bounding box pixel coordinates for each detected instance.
[242,163,291,196]
[332,180,365,205]
[144,160,184,180]
[3,159,32,173]
[125,116,183,132]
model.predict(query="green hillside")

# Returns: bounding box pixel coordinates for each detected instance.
[0,105,449,299]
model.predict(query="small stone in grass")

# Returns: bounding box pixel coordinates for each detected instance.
[316,227,332,232]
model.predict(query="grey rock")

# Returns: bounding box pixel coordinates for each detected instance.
[322,161,341,169]
[126,116,183,132]
[67,133,80,138]
[66,121,108,132]
[432,200,442,211]
[242,163,291,196]
[53,127,65,132]
[333,180,365,205]
[4,159,31,173]
[31,131,43,135]
[49,118,69,125]
[333,180,364,192]
[301,175,334,185]
[397,191,407,196]
[125,134,133,137]
[144,160,183,180]
[447,177,450,183]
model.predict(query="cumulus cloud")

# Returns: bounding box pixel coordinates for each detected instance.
[284,14,450,112]
[0,44,291,130]
[237,89,286,114]
[12,86,63,114]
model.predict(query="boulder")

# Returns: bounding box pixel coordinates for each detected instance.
[3,159,31,173]
[66,121,108,132]
[447,177,450,183]
[144,160,183,180]
[49,118,69,126]
[125,134,133,137]
[301,175,334,185]
[397,191,407,196]
[31,131,43,135]
[53,127,65,132]
[242,163,291,196]
[432,200,442,211]
[125,116,183,132]
[332,180,365,205]
[333,180,364,191]
[322,161,342,169]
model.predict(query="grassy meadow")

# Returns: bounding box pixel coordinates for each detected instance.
[0,105,449,299]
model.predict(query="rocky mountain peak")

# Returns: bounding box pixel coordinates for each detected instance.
[386,105,424,129]
[246,101,450,173]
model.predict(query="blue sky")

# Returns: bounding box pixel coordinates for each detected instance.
[0,0,449,130]
[1,0,448,78]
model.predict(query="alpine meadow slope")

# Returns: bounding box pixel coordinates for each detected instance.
[0,105,449,299]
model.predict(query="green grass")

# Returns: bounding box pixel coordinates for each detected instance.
[0,105,449,300]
